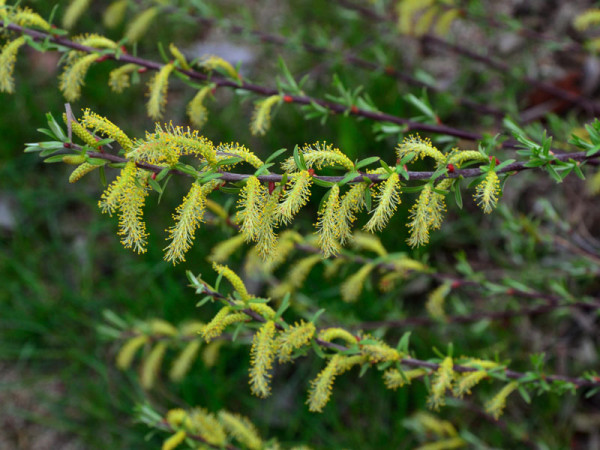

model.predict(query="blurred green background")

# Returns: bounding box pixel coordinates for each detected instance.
[1,1,600,448]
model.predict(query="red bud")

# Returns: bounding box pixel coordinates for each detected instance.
[283,95,293,103]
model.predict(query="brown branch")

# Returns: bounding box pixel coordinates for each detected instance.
[1,20,483,141]
[335,0,600,115]
[191,278,600,389]
[83,146,599,185]
[358,300,600,330]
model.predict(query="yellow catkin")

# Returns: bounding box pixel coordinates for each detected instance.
[249,320,277,398]
[340,263,375,302]
[169,340,202,382]
[12,7,52,30]
[276,321,316,362]
[250,95,281,136]
[64,114,98,148]
[281,142,354,172]
[169,43,190,70]
[448,150,487,167]
[140,341,168,389]
[406,184,433,247]
[397,0,434,34]
[178,321,205,337]
[188,408,227,447]
[474,171,501,214]
[117,171,149,254]
[69,162,98,183]
[81,109,133,151]
[103,0,128,28]
[574,8,600,31]
[187,85,214,129]
[216,142,263,169]
[62,0,91,29]
[201,307,232,342]
[116,334,148,369]
[262,230,303,274]
[361,339,402,363]
[208,234,246,263]
[269,254,321,299]
[148,319,178,336]
[396,135,445,164]
[318,328,357,345]
[277,170,313,223]
[201,341,223,367]
[383,368,427,389]
[316,184,341,257]
[0,36,27,93]
[426,282,451,322]
[248,303,276,320]
[428,356,454,410]
[125,7,158,42]
[414,437,467,450]
[307,355,341,412]
[364,172,401,232]
[453,370,488,398]
[164,180,220,264]
[255,192,280,259]
[434,9,460,36]
[237,176,265,242]
[588,169,600,194]
[338,183,367,244]
[161,430,186,450]
[108,63,139,93]
[218,411,262,450]
[212,262,252,303]
[59,53,99,102]
[351,231,387,257]
[414,411,458,437]
[166,409,189,428]
[99,161,137,215]
[429,178,451,230]
[200,55,240,80]
[147,63,174,119]
[485,381,519,419]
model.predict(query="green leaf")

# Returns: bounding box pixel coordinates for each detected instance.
[265,147,288,164]
[338,171,360,186]
[518,385,531,404]
[312,177,336,188]
[310,308,326,324]
[46,112,67,142]
[43,155,67,163]
[155,167,170,182]
[293,145,307,171]
[453,180,463,209]
[356,156,380,170]
[99,166,107,186]
[216,157,244,167]
[379,159,393,174]
[275,293,290,320]
[396,331,411,353]
[495,159,516,171]
[148,178,162,194]
[404,92,436,121]
[86,157,108,166]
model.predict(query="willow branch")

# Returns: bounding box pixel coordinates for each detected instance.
[335,0,600,115]
[358,299,600,330]
[192,278,600,388]
[1,20,483,141]
[83,147,598,185]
